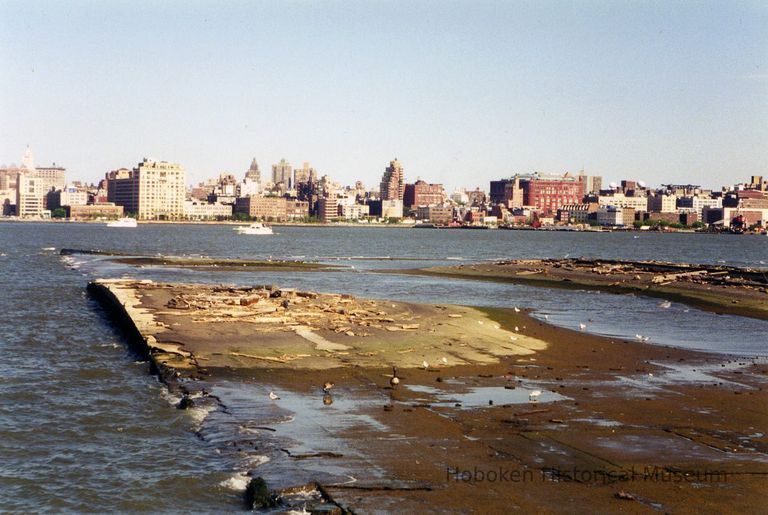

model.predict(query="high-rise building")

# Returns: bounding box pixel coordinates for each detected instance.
[16,172,46,217]
[245,158,261,183]
[380,159,405,201]
[107,159,186,219]
[272,159,292,189]
[21,145,35,171]
[33,165,67,195]
[293,162,316,185]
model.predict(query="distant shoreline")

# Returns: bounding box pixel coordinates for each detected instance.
[1,217,764,235]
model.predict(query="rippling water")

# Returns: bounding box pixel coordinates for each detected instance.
[1,222,766,510]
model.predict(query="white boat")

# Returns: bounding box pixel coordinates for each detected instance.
[106,217,138,228]
[234,222,273,235]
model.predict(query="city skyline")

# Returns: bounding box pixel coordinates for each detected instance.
[1,2,766,191]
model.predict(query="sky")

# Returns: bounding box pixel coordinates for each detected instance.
[1,0,766,191]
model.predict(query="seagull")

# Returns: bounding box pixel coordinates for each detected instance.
[422,360,429,370]
[514,306,521,313]
[529,390,542,403]
[509,336,518,341]
[658,300,672,309]
[543,314,549,321]
[514,326,519,332]
[579,323,587,331]
[390,366,400,388]
[635,334,643,341]
[441,357,448,365]
[322,381,334,393]
[268,391,280,400]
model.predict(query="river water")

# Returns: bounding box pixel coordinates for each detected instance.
[1,222,766,511]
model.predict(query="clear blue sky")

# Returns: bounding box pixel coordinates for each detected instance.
[1,0,766,191]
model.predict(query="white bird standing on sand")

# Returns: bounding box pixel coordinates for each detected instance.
[441,357,448,365]
[543,314,549,321]
[514,326,519,332]
[514,306,521,313]
[422,360,429,370]
[579,323,587,331]
[529,390,542,403]
[390,366,400,388]
[269,391,280,400]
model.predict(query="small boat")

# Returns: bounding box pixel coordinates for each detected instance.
[234,222,273,235]
[106,217,138,228]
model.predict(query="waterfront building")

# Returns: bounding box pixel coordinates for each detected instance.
[557,203,598,224]
[416,205,453,225]
[317,197,340,222]
[380,159,405,201]
[235,195,289,221]
[340,203,370,220]
[597,205,634,227]
[403,180,445,209]
[677,195,722,219]
[492,173,585,215]
[47,185,88,210]
[647,193,678,213]
[15,172,47,217]
[381,199,404,219]
[107,159,186,220]
[183,200,233,220]
[66,203,124,220]
[285,200,310,220]
[597,193,648,211]
[272,159,292,190]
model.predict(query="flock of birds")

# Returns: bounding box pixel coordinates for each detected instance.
[266,364,547,406]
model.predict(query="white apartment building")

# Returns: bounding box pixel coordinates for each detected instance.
[183,200,232,220]
[108,159,186,220]
[597,193,647,211]
[16,172,47,217]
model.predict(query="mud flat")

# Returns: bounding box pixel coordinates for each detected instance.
[61,248,340,272]
[392,258,768,321]
[89,279,768,512]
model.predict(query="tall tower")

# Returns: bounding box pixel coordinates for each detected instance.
[272,159,292,189]
[245,158,261,183]
[380,158,405,201]
[21,145,35,171]
[293,162,316,185]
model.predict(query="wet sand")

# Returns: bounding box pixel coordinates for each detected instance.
[89,279,768,512]
[388,259,768,321]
